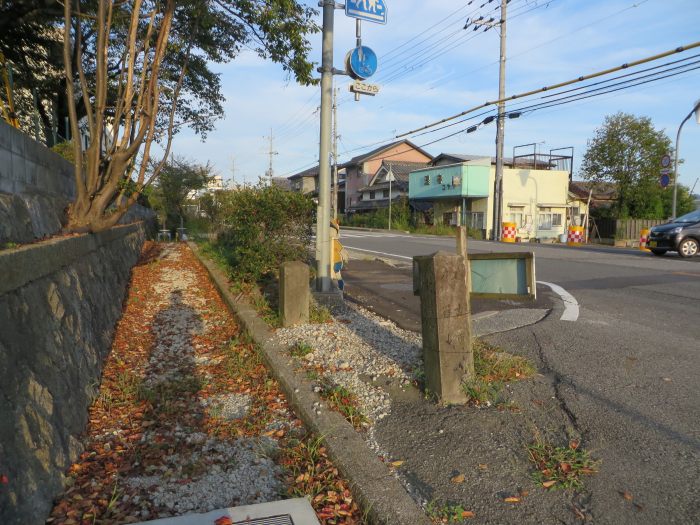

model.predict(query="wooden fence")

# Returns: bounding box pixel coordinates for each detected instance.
[594,218,667,240]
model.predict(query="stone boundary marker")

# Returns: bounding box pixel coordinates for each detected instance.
[189,243,431,525]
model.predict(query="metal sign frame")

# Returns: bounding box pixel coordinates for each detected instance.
[468,252,537,301]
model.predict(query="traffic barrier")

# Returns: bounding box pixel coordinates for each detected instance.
[501,222,517,243]
[567,225,585,246]
[639,228,650,251]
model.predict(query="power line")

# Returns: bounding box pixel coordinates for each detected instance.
[397,40,700,138]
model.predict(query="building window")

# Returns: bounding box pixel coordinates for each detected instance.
[436,174,443,184]
[424,175,431,185]
[538,212,563,230]
[470,212,485,230]
[369,191,376,200]
[509,211,524,228]
[382,189,389,198]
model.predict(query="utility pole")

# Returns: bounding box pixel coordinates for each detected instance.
[315,0,336,292]
[332,86,339,220]
[266,129,278,186]
[494,0,507,241]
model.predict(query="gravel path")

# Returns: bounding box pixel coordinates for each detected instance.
[48,244,361,524]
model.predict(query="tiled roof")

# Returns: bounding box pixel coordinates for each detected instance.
[344,139,433,166]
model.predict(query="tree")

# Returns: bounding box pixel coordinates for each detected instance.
[54,0,318,233]
[149,157,213,231]
[580,112,674,219]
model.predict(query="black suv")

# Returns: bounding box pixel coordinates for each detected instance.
[648,209,700,258]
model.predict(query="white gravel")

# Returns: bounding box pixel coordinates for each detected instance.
[272,301,423,428]
[127,437,283,513]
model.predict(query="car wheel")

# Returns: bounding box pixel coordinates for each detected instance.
[678,238,699,258]
[651,249,667,256]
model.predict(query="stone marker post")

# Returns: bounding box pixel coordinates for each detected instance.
[413,249,474,404]
[279,261,310,327]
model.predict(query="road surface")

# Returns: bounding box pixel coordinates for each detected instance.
[340,229,700,524]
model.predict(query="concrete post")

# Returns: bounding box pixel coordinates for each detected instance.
[413,251,474,404]
[279,261,310,327]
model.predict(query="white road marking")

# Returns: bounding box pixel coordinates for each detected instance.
[538,281,579,322]
[344,246,413,260]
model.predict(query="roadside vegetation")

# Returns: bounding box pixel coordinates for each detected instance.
[461,340,536,407]
[527,437,599,490]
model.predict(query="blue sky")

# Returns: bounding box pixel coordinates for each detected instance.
[171,0,700,193]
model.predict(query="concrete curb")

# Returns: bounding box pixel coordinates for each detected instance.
[188,243,431,525]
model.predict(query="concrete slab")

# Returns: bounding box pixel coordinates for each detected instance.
[131,498,320,525]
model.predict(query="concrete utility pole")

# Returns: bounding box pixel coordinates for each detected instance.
[672,99,700,218]
[266,129,278,186]
[315,0,335,292]
[332,86,339,220]
[493,0,507,241]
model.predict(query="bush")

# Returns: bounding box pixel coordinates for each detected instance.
[213,185,314,282]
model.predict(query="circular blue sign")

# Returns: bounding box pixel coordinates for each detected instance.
[348,46,378,80]
[660,174,670,188]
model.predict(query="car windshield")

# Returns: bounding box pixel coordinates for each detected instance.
[675,210,700,223]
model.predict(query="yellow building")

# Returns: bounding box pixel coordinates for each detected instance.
[419,154,574,241]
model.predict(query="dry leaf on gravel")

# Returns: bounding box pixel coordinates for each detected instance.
[214,517,233,525]
[450,474,465,484]
[503,497,521,503]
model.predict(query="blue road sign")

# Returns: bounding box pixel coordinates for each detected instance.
[347,46,378,80]
[345,0,387,25]
[660,174,671,188]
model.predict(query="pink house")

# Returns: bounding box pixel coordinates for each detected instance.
[343,140,433,213]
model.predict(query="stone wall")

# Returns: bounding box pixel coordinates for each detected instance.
[0,224,146,524]
[0,120,75,243]
[0,120,155,243]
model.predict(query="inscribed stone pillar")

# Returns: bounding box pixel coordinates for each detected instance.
[413,251,474,404]
[279,261,310,327]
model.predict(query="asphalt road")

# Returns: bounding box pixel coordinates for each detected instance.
[340,229,700,524]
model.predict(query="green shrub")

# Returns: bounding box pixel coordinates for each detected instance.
[213,185,314,282]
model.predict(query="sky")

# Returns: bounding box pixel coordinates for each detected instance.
[170,0,700,193]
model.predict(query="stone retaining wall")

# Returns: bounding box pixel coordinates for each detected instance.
[0,224,146,524]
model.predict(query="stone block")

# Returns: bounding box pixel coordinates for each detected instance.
[414,251,473,405]
[279,261,310,327]
[414,251,470,319]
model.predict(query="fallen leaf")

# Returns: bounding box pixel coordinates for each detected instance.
[504,497,521,503]
[214,517,233,525]
[559,462,571,473]
[542,480,557,488]
[0,474,8,484]
[620,491,633,501]
[478,464,488,470]
[391,460,404,467]
[519,490,529,497]
[569,439,579,450]
[450,474,465,484]
[461,510,476,518]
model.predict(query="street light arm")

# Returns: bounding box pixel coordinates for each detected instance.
[672,100,700,218]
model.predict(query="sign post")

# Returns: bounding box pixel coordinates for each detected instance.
[387,167,395,231]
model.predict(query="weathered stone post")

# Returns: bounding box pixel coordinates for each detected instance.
[413,248,474,404]
[279,261,310,327]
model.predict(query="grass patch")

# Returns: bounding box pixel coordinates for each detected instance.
[310,301,332,324]
[290,342,314,359]
[318,380,369,430]
[527,439,598,490]
[425,500,474,523]
[461,340,535,407]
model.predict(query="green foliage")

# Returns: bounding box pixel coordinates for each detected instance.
[527,440,599,490]
[425,500,472,523]
[150,156,213,231]
[310,301,332,324]
[580,112,694,218]
[213,184,314,282]
[461,340,535,407]
[318,380,369,430]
